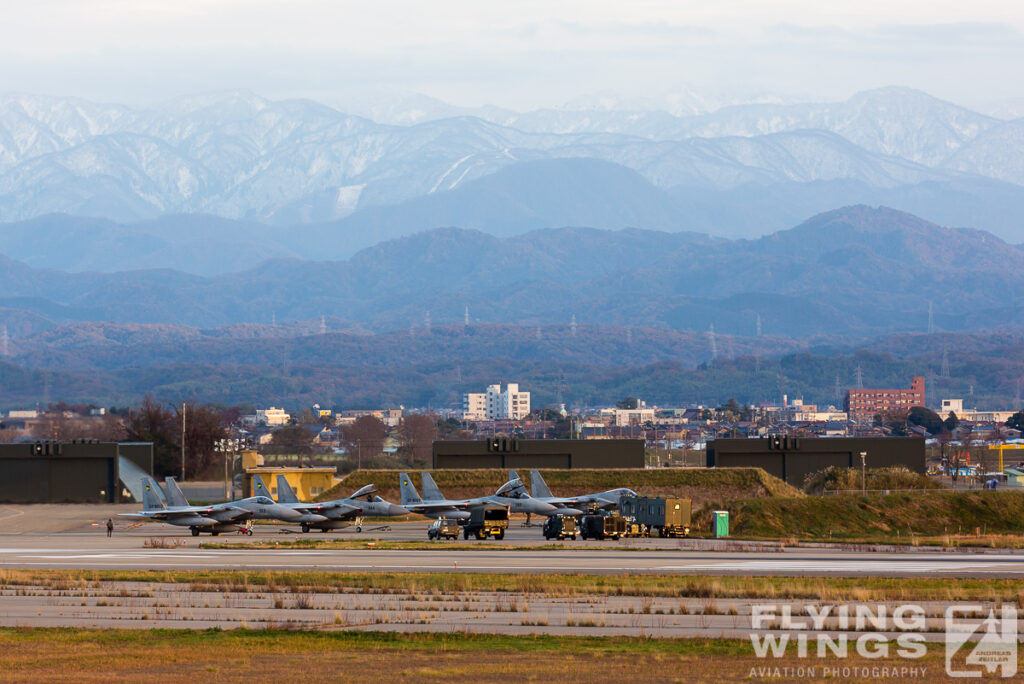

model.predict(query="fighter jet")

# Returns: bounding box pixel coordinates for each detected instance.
[251,475,336,530]
[267,474,408,533]
[399,471,556,519]
[161,476,312,533]
[508,469,637,515]
[120,477,256,536]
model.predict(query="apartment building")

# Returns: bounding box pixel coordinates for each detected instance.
[845,376,925,421]
[463,383,531,421]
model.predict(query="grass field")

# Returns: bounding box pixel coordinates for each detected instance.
[320,467,803,508]
[4,569,1024,604]
[0,628,958,683]
[697,491,1024,541]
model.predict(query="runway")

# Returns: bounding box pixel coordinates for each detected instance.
[3,529,1024,577]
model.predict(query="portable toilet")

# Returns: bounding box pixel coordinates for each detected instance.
[713,510,729,538]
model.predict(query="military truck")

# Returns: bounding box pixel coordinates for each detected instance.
[618,495,691,537]
[542,514,578,540]
[463,505,509,539]
[427,518,460,540]
[579,511,628,540]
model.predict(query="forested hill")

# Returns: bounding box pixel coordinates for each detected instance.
[2,206,1023,339]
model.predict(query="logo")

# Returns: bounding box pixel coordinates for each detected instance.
[945,605,1017,678]
[145,485,150,491]
[403,480,409,485]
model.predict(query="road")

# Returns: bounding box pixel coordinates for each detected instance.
[2,524,1024,577]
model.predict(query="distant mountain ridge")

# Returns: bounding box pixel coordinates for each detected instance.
[4,88,1024,250]
[1,206,1022,340]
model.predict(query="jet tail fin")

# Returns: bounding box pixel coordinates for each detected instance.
[163,476,190,507]
[275,475,301,504]
[252,475,272,500]
[141,477,165,511]
[399,473,422,506]
[531,470,553,499]
[420,471,444,501]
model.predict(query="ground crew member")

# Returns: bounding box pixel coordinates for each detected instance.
[106,518,113,537]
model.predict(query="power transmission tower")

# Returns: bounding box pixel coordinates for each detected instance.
[536,325,542,341]
[756,313,762,337]
[708,323,717,359]
[834,375,841,404]
[0,324,8,357]
[626,327,632,344]
[424,310,431,333]
[570,314,577,338]
[464,305,470,327]
[941,348,950,378]
[319,315,327,335]
[854,365,864,389]
[927,301,935,334]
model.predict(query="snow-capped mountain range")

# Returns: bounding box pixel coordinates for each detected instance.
[3,86,1024,270]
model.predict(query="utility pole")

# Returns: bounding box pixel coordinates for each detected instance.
[180,403,186,482]
[860,451,867,493]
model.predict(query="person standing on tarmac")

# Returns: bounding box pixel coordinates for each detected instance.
[106,518,113,537]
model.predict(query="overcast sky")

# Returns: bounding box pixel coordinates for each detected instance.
[5,1,1024,111]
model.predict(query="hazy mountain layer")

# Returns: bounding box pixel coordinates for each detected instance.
[1,206,1023,339]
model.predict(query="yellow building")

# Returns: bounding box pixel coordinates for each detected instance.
[244,465,339,501]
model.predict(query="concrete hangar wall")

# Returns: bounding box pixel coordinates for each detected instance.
[706,437,925,486]
[0,441,154,503]
[433,439,644,469]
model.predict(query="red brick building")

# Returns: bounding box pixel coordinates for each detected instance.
[845,376,925,421]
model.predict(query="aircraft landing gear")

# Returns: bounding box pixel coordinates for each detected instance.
[190,527,200,537]
[301,522,310,533]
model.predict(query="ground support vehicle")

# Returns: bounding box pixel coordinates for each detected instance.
[427,518,460,540]
[542,514,578,540]
[463,506,509,539]
[579,511,627,540]
[618,495,691,537]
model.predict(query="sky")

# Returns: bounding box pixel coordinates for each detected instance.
[4,1,1024,112]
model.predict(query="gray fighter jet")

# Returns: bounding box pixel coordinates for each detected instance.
[508,469,637,515]
[268,474,408,533]
[252,475,334,530]
[160,476,311,533]
[121,476,301,536]
[399,471,557,519]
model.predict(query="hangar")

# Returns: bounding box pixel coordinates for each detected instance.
[706,436,925,486]
[0,441,154,503]
[433,438,644,469]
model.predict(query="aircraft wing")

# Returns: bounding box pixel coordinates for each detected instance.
[319,501,359,513]
[120,509,214,521]
[210,506,254,522]
[289,503,323,514]
[410,501,473,513]
[319,502,362,520]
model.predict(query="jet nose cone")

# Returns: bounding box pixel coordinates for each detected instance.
[277,506,302,520]
[389,504,409,516]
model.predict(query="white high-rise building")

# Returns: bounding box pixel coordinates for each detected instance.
[463,383,531,421]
